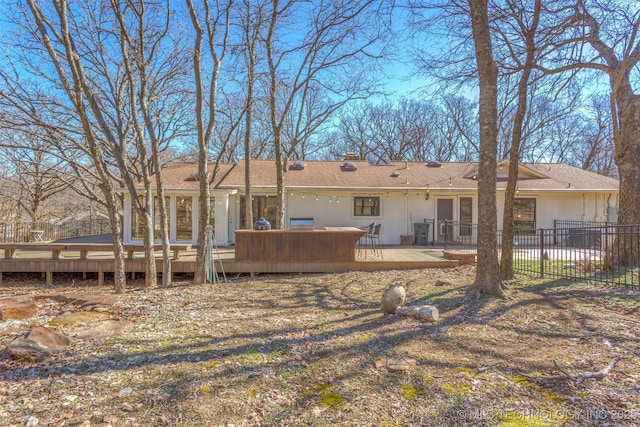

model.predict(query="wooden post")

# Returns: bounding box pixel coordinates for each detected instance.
[0,272,3,286]
[46,272,53,286]
[98,271,104,286]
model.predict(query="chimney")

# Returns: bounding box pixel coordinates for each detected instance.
[344,152,359,161]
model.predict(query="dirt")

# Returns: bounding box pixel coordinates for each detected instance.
[1,267,639,426]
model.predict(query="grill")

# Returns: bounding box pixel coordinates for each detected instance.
[253,218,271,230]
[289,218,314,230]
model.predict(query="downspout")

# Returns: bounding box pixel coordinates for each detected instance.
[405,191,410,236]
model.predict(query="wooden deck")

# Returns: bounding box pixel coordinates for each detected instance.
[0,244,458,285]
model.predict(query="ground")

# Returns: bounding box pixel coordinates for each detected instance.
[1,267,639,427]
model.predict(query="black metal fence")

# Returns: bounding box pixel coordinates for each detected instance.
[0,219,112,243]
[443,220,478,251]
[512,224,639,286]
[443,220,639,287]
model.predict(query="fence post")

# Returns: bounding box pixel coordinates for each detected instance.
[539,228,545,278]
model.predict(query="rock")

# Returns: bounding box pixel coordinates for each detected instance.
[28,326,71,351]
[1,324,29,336]
[0,295,37,320]
[119,387,134,396]
[381,283,406,314]
[49,292,117,307]
[5,339,50,361]
[72,320,132,340]
[395,305,439,322]
[375,357,417,371]
[49,311,109,327]
[103,415,120,424]
[435,280,451,287]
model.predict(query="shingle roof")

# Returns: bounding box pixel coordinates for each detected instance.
[142,162,235,192]
[152,160,619,193]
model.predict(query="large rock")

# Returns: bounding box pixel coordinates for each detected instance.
[72,320,132,340]
[5,339,50,362]
[381,283,406,314]
[43,292,117,312]
[0,295,37,320]
[49,311,109,327]
[28,326,71,351]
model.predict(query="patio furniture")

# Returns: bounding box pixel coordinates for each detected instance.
[357,223,375,258]
[365,223,383,258]
[30,230,45,242]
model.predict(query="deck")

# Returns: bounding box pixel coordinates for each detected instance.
[0,244,457,285]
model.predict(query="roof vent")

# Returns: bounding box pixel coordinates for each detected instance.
[289,160,306,170]
[187,171,200,180]
[391,171,400,177]
[426,161,442,168]
[341,161,358,171]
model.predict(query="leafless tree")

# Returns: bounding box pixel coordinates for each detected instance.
[533,0,639,264]
[185,0,234,284]
[467,0,504,298]
[262,0,391,228]
[323,96,478,164]
[109,0,192,287]
[491,0,542,280]
[0,130,68,221]
[0,0,130,292]
[1,0,193,290]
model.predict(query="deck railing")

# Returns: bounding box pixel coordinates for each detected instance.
[442,220,478,251]
[0,219,112,243]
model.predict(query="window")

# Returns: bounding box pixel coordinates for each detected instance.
[209,197,216,233]
[154,196,170,240]
[176,196,192,240]
[240,195,278,228]
[513,198,536,233]
[131,195,145,240]
[459,197,473,236]
[354,196,380,217]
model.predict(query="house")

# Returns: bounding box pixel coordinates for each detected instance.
[122,158,620,247]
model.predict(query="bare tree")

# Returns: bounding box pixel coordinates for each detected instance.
[185,0,233,284]
[0,131,68,221]
[1,0,193,290]
[322,96,478,164]
[262,0,390,228]
[531,0,639,264]
[237,0,267,230]
[467,0,504,298]
[2,0,130,292]
[492,0,542,280]
[109,0,192,287]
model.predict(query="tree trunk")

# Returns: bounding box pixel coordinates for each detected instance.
[243,8,256,231]
[142,191,157,288]
[194,157,210,284]
[105,190,127,294]
[275,155,286,230]
[616,91,640,227]
[500,0,540,281]
[612,90,640,267]
[467,0,505,298]
[156,191,171,287]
